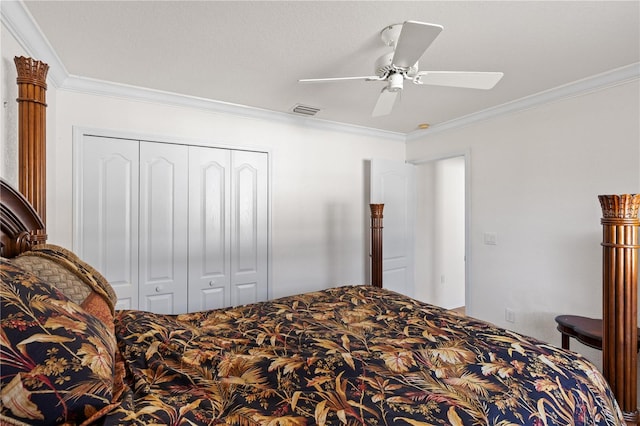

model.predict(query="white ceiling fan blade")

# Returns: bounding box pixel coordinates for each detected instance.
[414,71,504,89]
[392,21,443,69]
[299,75,382,83]
[372,87,399,117]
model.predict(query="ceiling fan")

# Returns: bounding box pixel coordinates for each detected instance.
[299,21,504,117]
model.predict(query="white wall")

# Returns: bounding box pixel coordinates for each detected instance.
[407,80,640,367]
[1,22,26,185]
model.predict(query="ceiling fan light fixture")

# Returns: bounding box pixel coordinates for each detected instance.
[388,73,403,92]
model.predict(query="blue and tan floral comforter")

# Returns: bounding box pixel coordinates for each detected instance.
[105,285,623,425]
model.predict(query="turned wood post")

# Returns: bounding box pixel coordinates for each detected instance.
[599,193,639,426]
[370,203,384,288]
[15,56,49,225]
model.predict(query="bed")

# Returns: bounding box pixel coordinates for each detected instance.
[0,178,625,426]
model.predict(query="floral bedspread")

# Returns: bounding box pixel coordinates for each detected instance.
[105,285,623,425]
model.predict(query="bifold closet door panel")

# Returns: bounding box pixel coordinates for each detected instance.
[231,150,268,306]
[76,135,139,310]
[139,142,189,314]
[188,146,231,312]
[77,135,269,313]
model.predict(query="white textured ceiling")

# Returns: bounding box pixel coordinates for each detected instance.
[22,0,640,134]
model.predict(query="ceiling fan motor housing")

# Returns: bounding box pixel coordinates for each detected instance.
[375,52,418,77]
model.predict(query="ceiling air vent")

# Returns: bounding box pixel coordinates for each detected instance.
[291,104,320,116]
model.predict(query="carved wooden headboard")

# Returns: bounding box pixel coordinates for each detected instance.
[0,178,46,258]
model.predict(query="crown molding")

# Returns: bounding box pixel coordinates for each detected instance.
[61,75,406,141]
[406,62,640,141]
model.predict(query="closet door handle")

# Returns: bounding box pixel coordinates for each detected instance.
[155,286,163,293]
[209,281,215,287]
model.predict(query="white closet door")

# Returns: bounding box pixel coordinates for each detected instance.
[139,142,189,314]
[75,136,139,310]
[188,147,231,311]
[231,150,268,306]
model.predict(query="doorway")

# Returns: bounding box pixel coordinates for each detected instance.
[413,155,467,310]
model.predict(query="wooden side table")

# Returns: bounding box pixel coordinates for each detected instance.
[555,314,640,352]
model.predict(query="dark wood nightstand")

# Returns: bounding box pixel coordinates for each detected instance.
[555,314,640,351]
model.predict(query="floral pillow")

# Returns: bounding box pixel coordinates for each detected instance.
[0,258,117,425]
[12,244,117,333]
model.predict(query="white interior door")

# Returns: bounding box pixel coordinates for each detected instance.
[74,135,139,310]
[139,142,189,314]
[188,146,231,311]
[370,159,416,296]
[231,150,268,306]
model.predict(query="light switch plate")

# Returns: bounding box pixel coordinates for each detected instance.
[483,232,497,245]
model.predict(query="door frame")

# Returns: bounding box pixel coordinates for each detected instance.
[408,149,471,313]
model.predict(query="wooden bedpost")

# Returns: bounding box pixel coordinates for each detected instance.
[14,56,49,225]
[599,193,639,426]
[370,203,384,288]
